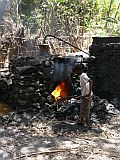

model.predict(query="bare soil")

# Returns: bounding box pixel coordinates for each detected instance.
[0,110,120,160]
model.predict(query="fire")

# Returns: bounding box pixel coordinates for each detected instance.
[51,81,68,100]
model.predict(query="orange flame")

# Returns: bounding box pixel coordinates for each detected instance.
[51,81,68,100]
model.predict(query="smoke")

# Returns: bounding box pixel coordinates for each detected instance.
[0,0,13,35]
[0,0,11,21]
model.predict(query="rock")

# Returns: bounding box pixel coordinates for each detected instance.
[0,149,11,160]
[16,66,37,75]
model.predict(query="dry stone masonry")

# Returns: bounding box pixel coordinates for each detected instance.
[9,54,53,111]
[89,37,120,100]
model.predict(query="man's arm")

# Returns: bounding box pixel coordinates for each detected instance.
[85,78,93,98]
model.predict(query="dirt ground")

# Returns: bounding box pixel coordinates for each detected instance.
[0,109,120,160]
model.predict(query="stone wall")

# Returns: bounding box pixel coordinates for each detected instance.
[7,53,75,111]
[9,54,53,111]
[89,37,120,100]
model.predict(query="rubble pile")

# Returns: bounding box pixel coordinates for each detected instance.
[0,94,119,128]
[89,37,120,101]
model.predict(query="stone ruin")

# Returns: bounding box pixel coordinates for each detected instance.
[0,4,119,158]
[0,36,120,124]
[89,37,120,101]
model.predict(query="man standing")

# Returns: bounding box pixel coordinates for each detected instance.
[74,64,93,128]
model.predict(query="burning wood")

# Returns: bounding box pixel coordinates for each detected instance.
[51,81,68,100]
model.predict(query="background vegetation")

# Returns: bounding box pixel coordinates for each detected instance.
[0,0,120,36]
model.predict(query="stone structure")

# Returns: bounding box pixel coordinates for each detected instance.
[89,37,120,100]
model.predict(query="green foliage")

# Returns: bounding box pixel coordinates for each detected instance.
[10,0,120,36]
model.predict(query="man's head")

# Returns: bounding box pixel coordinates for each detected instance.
[74,64,83,75]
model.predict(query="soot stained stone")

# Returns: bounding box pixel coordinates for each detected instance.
[8,53,54,110]
[89,37,120,100]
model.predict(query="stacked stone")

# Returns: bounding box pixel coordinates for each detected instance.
[89,37,120,99]
[9,55,53,111]
[10,57,37,110]
[0,77,10,103]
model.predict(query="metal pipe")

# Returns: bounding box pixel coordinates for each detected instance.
[43,35,90,55]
